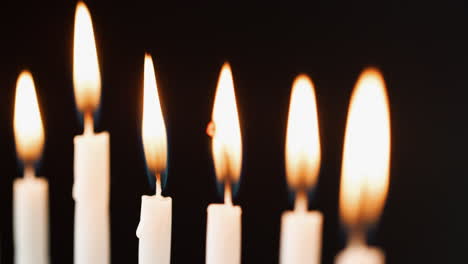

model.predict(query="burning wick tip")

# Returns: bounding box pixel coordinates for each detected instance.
[224,182,233,206]
[348,231,366,247]
[206,121,216,137]
[155,173,162,197]
[84,111,94,135]
[24,165,35,179]
[294,190,308,212]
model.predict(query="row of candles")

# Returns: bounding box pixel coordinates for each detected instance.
[11,2,391,264]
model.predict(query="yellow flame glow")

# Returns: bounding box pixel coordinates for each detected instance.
[285,75,321,190]
[73,1,101,112]
[14,71,45,164]
[211,63,242,183]
[142,54,167,174]
[339,68,391,228]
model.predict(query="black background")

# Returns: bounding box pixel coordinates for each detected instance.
[0,0,467,263]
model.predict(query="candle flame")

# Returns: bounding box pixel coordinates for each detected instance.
[14,71,45,164]
[285,75,321,190]
[73,1,101,113]
[142,54,167,174]
[339,68,391,229]
[211,63,242,184]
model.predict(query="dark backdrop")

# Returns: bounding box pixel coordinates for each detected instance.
[0,0,467,263]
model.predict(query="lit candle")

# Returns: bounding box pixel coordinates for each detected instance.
[13,71,49,264]
[279,75,323,264]
[335,68,391,264]
[205,63,243,264]
[136,54,172,264]
[72,2,110,264]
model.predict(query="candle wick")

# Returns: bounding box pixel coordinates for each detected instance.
[84,111,94,135]
[155,173,162,197]
[294,190,308,212]
[348,231,366,247]
[24,165,35,179]
[224,182,233,206]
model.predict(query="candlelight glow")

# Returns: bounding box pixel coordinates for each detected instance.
[339,68,391,229]
[73,1,101,112]
[14,71,45,164]
[142,54,167,174]
[211,63,242,183]
[285,75,321,190]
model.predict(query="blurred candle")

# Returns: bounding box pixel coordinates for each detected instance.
[136,54,172,264]
[335,68,391,264]
[72,3,110,264]
[13,71,49,264]
[279,75,323,264]
[205,63,243,264]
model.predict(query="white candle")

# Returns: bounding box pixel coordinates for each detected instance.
[279,208,322,264]
[136,54,172,264]
[137,195,172,264]
[73,132,109,264]
[206,203,241,264]
[206,63,243,264]
[13,71,49,264]
[336,68,391,264]
[13,174,49,264]
[72,3,110,264]
[335,243,384,264]
[280,75,323,264]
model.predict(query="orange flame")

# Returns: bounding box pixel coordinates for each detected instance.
[14,71,44,164]
[210,63,242,184]
[339,68,391,229]
[142,54,167,174]
[285,75,321,191]
[73,1,101,113]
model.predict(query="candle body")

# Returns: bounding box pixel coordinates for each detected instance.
[279,211,323,264]
[205,204,242,264]
[335,244,385,264]
[73,132,110,264]
[136,195,172,264]
[13,177,49,264]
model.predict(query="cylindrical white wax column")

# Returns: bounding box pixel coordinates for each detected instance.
[279,211,323,264]
[73,132,110,264]
[136,195,172,264]
[13,177,49,264]
[206,204,242,264]
[335,244,385,264]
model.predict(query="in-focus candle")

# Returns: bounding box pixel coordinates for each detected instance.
[136,54,172,264]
